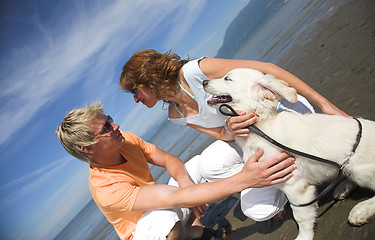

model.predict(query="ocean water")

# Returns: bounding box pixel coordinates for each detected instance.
[231,0,346,62]
[54,0,345,239]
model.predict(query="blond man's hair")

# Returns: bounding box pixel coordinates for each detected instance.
[55,102,104,163]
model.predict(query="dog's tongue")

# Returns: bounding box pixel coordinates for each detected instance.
[207,95,232,104]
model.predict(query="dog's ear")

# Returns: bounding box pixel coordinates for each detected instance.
[260,74,297,103]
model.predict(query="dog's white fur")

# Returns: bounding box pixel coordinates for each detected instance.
[203,68,375,240]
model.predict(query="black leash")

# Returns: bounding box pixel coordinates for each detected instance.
[218,104,362,207]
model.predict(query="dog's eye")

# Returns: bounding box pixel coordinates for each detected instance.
[224,76,232,81]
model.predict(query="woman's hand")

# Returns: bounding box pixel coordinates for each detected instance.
[320,102,351,118]
[226,110,258,137]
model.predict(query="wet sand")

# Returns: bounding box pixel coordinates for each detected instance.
[201,0,375,239]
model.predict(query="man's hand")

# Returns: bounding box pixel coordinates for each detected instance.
[242,148,296,187]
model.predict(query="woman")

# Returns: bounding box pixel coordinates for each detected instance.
[119,49,348,222]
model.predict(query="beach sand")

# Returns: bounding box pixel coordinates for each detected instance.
[200,0,375,239]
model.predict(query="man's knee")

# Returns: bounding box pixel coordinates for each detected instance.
[241,200,286,222]
[166,221,183,240]
[240,186,288,221]
[241,204,276,221]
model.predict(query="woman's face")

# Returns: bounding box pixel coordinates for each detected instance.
[132,86,158,108]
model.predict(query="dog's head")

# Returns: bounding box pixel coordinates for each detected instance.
[203,68,297,119]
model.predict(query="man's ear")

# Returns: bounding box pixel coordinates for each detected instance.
[81,145,95,154]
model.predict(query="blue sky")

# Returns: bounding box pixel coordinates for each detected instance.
[0,0,251,239]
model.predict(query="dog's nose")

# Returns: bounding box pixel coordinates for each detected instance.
[203,80,208,86]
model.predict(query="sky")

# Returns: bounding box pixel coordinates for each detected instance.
[0,0,251,239]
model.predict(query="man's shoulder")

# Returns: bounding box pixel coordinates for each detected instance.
[121,131,156,148]
[120,130,133,137]
[88,166,132,188]
[120,130,144,141]
[120,131,145,147]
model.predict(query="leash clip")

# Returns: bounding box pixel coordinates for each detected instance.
[340,152,353,170]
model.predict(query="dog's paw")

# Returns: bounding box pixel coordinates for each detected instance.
[333,179,357,200]
[348,201,370,226]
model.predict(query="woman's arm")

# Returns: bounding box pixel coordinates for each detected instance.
[187,124,234,141]
[187,110,258,140]
[199,58,349,117]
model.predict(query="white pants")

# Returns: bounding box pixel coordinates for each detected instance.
[133,157,204,240]
[198,140,287,221]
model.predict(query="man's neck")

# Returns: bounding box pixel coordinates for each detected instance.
[92,152,126,167]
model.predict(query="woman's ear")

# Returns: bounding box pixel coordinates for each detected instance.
[81,145,95,154]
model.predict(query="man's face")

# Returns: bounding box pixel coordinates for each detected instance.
[89,114,125,155]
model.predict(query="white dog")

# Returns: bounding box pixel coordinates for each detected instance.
[203,68,375,240]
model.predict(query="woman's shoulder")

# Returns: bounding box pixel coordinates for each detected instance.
[184,57,205,69]
[182,58,209,81]
[198,57,229,79]
[199,57,260,79]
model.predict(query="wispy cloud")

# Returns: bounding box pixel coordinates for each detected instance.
[162,1,206,49]
[0,0,206,146]
[34,164,90,240]
[0,156,73,210]
[15,160,91,240]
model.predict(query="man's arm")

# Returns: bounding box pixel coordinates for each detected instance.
[148,147,194,189]
[132,149,295,211]
[148,147,207,217]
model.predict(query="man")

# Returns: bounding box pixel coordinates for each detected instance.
[55,102,295,240]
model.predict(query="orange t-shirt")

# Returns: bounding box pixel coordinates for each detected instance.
[89,131,156,240]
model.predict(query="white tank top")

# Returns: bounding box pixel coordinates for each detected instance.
[168,58,227,128]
